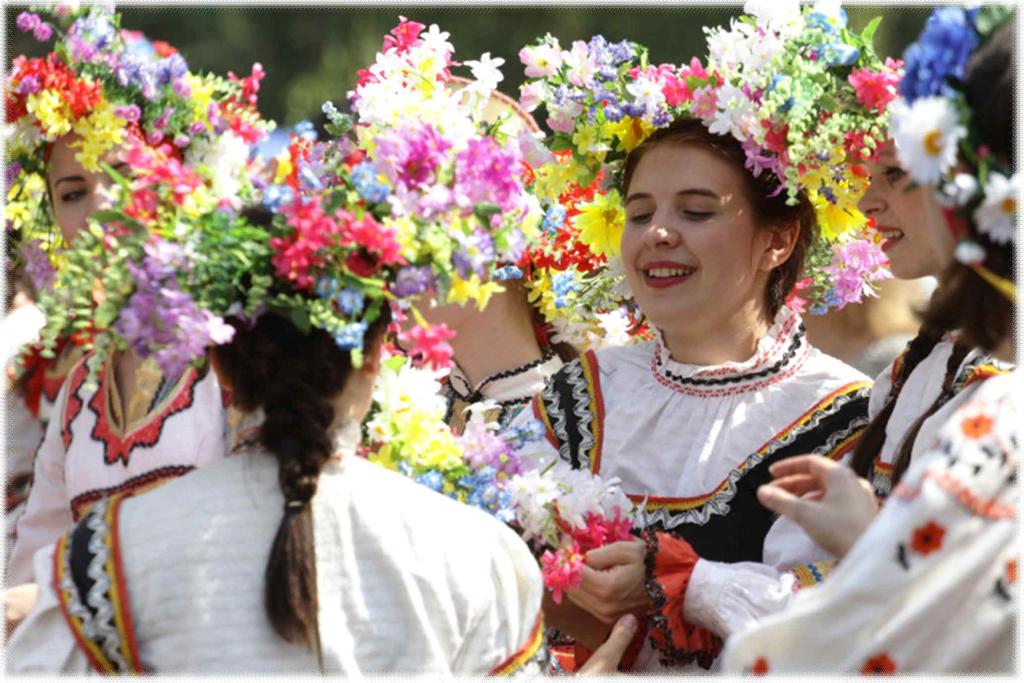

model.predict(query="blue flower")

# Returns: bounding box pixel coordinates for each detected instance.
[298,164,323,191]
[415,471,444,492]
[900,7,979,102]
[541,205,567,236]
[824,42,860,67]
[336,288,365,316]
[551,272,578,309]
[350,161,390,204]
[493,265,523,281]
[333,322,368,350]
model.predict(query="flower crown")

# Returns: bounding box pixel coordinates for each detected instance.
[889,5,1016,302]
[518,0,900,314]
[5,4,271,281]
[344,17,546,315]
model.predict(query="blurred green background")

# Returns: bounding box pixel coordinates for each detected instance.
[6,4,932,130]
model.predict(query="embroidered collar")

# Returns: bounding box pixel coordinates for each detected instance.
[446,347,562,407]
[229,407,360,460]
[651,306,809,396]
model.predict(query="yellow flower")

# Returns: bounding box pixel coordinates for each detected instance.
[604,116,656,153]
[448,273,505,311]
[273,153,293,185]
[71,100,126,172]
[524,269,562,323]
[26,90,73,140]
[574,189,625,258]
[186,73,215,128]
[810,189,867,241]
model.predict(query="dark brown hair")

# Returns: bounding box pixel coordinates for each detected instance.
[852,22,1016,489]
[921,22,1016,353]
[212,310,390,664]
[621,117,817,318]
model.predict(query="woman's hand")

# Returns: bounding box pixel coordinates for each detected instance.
[576,614,639,675]
[757,455,879,559]
[567,539,650,624]
[4,582,39,640]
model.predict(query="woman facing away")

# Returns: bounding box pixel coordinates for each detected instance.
[507,3,898,671]
[4,6,271,587]
[723,11,1017,672]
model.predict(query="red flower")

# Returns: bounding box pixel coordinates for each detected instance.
[1008,559,1017,584]
[961,414,993,439]
[861,653,896,674]
[910,521,945,556]
[750,657,770,675]
[383,16,426,54]
[848,64,901,114]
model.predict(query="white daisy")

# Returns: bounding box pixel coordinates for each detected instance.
[954,239,987,265]
[974,172,1019,244]
[891,97,966,186]
[463,52,505,94]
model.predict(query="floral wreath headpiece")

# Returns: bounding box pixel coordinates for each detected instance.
[889,5,1017,302]
[4,3,272,291]
[518,0,901,314]
[342,17,546,321]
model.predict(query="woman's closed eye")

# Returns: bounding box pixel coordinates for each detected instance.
[59,189,86,203]
[679,209,713,221]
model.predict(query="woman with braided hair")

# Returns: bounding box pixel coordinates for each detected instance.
[723,9,1017,673]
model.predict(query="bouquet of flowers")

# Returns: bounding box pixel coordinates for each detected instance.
[364,353,639,600]
[517,0,900,314]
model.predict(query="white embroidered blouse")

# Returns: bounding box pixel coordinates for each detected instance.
[7,353,228,585]
[508,305,872,671]
[721,371,1018,673]
[7,433,546,674]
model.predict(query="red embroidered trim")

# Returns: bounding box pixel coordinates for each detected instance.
[650,340,810,398]
[89,368,199,466]
[488,611,544,675]
[581,350,606,474]
[642,529,721,669]
[108,494,142,672]
[69,465,195,521]
[61,359,90,451]
[911,467,1015,519]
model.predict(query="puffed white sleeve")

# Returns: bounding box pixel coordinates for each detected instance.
[451,521,546,675]
[5,542,91,672]
[720,377,1018,674]
[8,380,74,585]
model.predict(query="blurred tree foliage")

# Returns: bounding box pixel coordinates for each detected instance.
[6,4,930,129]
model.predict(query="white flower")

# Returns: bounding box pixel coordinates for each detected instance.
[185,131,251,203]
[708,83,757,141]
[597,309,632,347]
[516,129,553,168]
[464,52,505,94]
[954,239,987,265]
[937,172,980,208]
[372,357,447,417]
[744,0,804,35]
[891,97,966,186]
[519,41,563,79]
[419,24,454,58]
[626,75,666,115]
[974,172,1019,244]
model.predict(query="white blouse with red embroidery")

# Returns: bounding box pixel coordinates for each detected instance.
[508,305,873,671]
[721,371,1018,674]
[7,353,229,585]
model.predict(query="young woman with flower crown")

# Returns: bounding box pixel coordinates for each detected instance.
[4,6,270,587]
[723,13,1017,672]
[1,87,559,670]
[508,1,901,671]
[344,19,637,435]
[845,5,1014,499]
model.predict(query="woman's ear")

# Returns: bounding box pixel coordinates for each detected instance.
[207,348,233,392]
[759,221,800,272]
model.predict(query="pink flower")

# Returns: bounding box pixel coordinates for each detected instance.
[270,196,342,290]
[785,278,813,315]
[399,323,456,370]
[825,239,892,307]
[383,16,425,54]
[541,544,584,604]
[570,508,635,553]
[519,43,563,78]
[338,211,405,266]
[690,84,719,120]
[848,58,903,114]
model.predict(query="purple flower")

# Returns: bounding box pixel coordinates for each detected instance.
[156,54,189,86]
[453,137,522,213]
[824,238,892,308]
[20,240,56,292]
[18,76,40,96]
[172,77,192,99]
[114,104,142,122]
[452,230,497,278]
[16,12,39,33]
[6,162,22,187]
[32,23,53,42]
[391,265,436,298]
[374,122,452,191]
